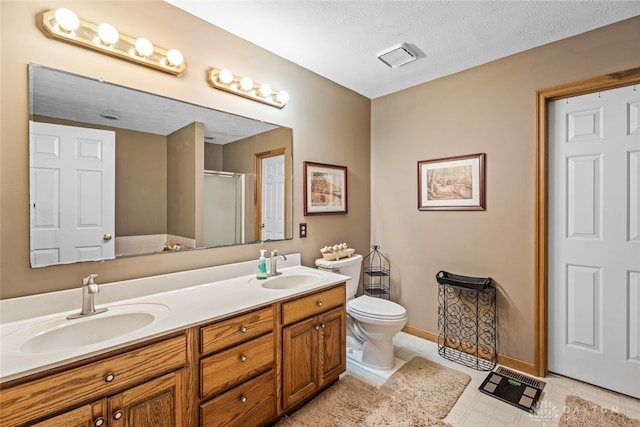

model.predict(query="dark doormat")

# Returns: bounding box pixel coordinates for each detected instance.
[478,367,546,413]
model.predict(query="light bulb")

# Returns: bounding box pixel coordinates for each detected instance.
[54,8,79,32]
[218,69,233,84]
[276,90,290,104]
[97,23,119,45]
[240,77,253,91]
[258,83,272,98]
[166,49,184,67]
[134,38,153,57]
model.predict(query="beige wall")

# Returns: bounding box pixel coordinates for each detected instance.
[0,1,371,298]
[167,122,203,242]
[371,16,640,365]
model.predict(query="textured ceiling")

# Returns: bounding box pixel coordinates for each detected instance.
[166,0,640,99]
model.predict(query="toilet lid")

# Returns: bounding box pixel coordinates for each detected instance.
[348,295,407,320]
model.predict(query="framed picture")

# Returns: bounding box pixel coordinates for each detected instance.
[418,153,485,211]
[303,161,348,215]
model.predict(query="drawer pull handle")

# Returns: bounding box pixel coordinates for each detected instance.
[317,301,323,307]
[240,354,247,362]
[104,372,116,383]
[113,410,124,420]
[240,326,248,333]
[240,395,248,403]
[94,417,106,427]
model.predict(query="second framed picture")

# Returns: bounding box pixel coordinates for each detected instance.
[417,153,485,211]
[303,161,348,215]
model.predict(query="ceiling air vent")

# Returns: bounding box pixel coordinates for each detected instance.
[377,43,417,68]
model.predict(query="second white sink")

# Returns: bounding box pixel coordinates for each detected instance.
[250,272,325,290]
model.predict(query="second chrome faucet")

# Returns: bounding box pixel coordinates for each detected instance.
[269,250,287,277]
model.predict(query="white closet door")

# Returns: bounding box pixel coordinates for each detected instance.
[548,86,640,398]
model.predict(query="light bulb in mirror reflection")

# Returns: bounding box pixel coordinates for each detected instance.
[97,23,119,46]
[258,83,272,98]
[240,77,254,91]
[134,38,153,57]
[166,49,184,67]
[218,69,233,84]
[54,8,79,32]
[276,90,290,104]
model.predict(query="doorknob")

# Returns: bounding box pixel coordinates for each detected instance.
[103,234,112,241]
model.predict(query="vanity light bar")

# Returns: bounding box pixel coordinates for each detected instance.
[207,68,289,109]
[40,9,186,75]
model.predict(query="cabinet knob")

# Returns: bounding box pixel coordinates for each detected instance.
[240,354,247,362]
[104,372,116,383]
[314,324,320,331]
[240,395,248,403]
[112,410,124,420]
[316,301,323,307]
[320,323,326,329]
[240,326,248,333]
[94,417,106,427]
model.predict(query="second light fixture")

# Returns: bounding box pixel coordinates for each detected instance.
[207,68,289,109]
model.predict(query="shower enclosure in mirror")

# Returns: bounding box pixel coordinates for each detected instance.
[29,64,292,268]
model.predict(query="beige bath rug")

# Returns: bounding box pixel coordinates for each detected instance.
[559,395,640,427]
[276,356,470,427]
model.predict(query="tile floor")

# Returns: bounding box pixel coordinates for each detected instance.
[345,332,640,427]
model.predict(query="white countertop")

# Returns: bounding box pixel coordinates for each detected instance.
[0,254,349,382]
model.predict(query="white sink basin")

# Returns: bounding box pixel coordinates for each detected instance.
[252,272,324,290]
[3,303,169,354]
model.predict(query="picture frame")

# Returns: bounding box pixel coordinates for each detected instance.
[418,153,485,211]
[303,161,348,215]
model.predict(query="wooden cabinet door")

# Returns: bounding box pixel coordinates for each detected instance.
[30,401,106,427]
[282,316,318,410]
[108,371,183,427]
[318,307,346,386]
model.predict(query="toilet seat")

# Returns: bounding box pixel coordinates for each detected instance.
[348,295,407,321]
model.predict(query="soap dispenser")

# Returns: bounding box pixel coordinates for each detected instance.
[257,249,268,279]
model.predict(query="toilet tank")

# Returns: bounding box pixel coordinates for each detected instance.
[315,254,363,298]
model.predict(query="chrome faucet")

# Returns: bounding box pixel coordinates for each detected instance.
[67,274,108,319]
[268,250,287,277]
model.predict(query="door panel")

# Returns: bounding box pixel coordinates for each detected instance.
[30,121,115,267]
[549,85,640,398]
[261,154,285,241]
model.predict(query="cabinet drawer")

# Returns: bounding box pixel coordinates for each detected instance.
[201,306,273,355]
[281,285,345,325]
[201,333,274,399]
[200,370,275,427]
[0,335,186,426]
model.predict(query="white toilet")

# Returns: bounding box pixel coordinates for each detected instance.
[316,254,408,370]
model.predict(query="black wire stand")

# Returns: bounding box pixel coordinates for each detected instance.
[436,271,496,371]
[362,245,390,299]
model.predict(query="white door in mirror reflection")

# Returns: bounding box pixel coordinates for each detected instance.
[261,154,285,240]
[29,121,115,268]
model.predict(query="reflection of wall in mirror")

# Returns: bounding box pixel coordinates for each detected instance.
[214,127,292,242]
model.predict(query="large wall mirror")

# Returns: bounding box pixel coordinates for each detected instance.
[29,64,292,268]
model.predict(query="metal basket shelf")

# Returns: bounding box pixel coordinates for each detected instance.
[362,245,390,299]
[436,271,496,371]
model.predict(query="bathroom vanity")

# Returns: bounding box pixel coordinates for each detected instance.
[0,255,347,426]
